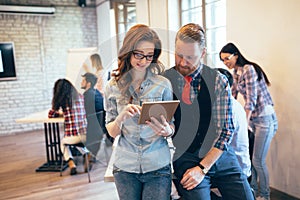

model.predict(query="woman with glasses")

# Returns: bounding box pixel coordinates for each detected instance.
[219,43,278,200]
[104,24,174,200]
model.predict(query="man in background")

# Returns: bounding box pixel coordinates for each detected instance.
[81,72,104,114]
[81,72,104,165]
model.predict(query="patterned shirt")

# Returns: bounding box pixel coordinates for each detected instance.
[48,94,87,137]
[172,65,234,152]
[232,64,274,118]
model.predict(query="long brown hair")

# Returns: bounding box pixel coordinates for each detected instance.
[112,24,164,96]
[51,79,79,110]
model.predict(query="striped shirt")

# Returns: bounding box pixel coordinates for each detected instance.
[232,64,274,118]
[48,94,87,137]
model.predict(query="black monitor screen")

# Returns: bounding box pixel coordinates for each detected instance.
[0,42,17,80]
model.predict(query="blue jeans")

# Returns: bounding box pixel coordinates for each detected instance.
[173,148,254,200]
[250,113,278,199]
[113,164,172,200]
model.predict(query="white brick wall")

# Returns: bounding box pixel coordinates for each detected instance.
[0,1,98,135]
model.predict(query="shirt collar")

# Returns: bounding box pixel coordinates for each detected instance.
[235,65,243,76]
[84,87,93,94]
[188,63,203,79]
[129,70,153,95]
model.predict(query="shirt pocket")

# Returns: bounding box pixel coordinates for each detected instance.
[140,97,162,103]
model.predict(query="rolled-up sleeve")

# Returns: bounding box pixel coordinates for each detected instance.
[48,109,59,118]
[213,73,235,151]
[244,65,258,111]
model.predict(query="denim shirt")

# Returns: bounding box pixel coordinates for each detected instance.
[104,72,173,173]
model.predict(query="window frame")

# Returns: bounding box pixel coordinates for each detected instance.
[180,0,226,67]
[113,1,137,51]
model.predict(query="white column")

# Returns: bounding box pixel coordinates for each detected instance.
[96,0,118,73]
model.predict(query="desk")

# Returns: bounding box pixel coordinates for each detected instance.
[16,110,67,172]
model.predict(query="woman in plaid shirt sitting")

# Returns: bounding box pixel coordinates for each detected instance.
[48,78,89,175]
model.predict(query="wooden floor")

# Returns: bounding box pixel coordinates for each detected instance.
[0,130,118,200]
[0,130,299,200]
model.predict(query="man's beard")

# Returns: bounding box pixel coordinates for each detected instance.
[175,64,196,76]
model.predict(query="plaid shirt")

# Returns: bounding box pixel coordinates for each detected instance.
[232,64,274,118]
[174,65,234,152]
[48,94,87,137]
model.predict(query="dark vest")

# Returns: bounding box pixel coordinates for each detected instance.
[164,66,217,159]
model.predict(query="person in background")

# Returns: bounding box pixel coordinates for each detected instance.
[81,72,104,164]
[104,24,174,200]
[48,78,89,175]
[219,42,278,200]
[82,53,108,94]
[217,68,252,180]
[81,72,104,114]
[164,23,254,200]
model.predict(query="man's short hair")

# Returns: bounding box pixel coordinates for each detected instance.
[176,23,206,49]
[82,72,98,87]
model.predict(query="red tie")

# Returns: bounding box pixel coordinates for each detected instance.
[182,76,192,105]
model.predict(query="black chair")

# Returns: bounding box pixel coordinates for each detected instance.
[96,110,114,144]
[60,143,91,183]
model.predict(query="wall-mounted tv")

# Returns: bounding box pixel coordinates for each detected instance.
[0,42,17,81]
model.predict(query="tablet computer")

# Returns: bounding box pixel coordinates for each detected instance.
[138,100,180,124]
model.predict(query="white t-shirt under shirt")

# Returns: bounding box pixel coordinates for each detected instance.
[230,97,252,177]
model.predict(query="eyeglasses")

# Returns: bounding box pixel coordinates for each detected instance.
[221,54,235,62]
[132,51,154,61]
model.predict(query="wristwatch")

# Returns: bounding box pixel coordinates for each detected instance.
[199,163,208,175]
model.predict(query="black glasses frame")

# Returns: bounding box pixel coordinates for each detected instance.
[132,51,154,61]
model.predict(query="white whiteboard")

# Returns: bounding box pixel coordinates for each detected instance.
[0,50,3,72]
[65,47,98,91]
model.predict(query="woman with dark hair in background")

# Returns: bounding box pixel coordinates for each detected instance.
[48,78,90,175]
[220,43,278,200]
[104,24,174,200]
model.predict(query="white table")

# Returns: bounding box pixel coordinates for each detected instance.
[16,110,66,172]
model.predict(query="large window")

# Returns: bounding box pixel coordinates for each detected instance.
[181,0,202,25]
[113,0,137,50]
[181,0,226,67]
